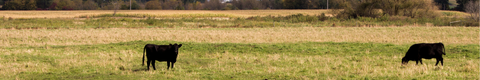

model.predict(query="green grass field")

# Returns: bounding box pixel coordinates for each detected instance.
[0,27,478,79]
[1,41,478,79]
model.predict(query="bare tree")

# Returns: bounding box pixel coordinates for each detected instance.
[465,1,479,21]
[72,0,83,10]
[83,0,98,10]
[332,0,439,19]
[146,0,162,10]
[232,0,264,10]
[204,0,224,10]
[162,0,182,10]
[112,0,121,16]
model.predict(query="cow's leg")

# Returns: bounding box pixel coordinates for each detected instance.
[167,61,171,70]
[171,62,175,69]
[419,59,423,64]
[415,60,419,65]
[146,60,151,70]
[441,58,444,66]
[436,57,444,66]
[152,60,156,70]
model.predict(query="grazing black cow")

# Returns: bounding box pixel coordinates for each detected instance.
[402,42,446,66]
[142,43,182,70]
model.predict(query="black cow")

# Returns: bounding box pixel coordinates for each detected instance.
[402,42,446,66]
[142,43,182,70]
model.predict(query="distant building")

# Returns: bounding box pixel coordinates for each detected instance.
[221,0,231,3]
[205,0,231,3]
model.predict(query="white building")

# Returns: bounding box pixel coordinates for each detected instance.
[206,0,231,3]
[221,0,232,3]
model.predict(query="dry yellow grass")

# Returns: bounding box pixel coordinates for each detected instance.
[0,10,330,18]
[437,10,471,17]
[0,27,477,47]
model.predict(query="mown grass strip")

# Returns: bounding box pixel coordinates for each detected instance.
[1,13,477,30]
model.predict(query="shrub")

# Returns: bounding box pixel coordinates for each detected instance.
[130,0,141,10]
[464,1,479,21]
[3,0,23,10]
[333,0,439,19]
[318,13,329,21]
[145,19,156,25]
[175,6,185,10]
[246,14,324,23]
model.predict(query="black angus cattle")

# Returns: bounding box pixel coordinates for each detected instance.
[402,43,446,66]
[142,43,182,70]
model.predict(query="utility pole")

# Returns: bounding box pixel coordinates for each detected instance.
[130,0,132,10]
[327,0,328,10]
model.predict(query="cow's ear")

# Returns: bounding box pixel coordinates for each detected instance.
[169,44,172,46]
[178,44,182,48]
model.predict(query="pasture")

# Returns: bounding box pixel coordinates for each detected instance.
[0,10,478,79]
[0,27,478,79]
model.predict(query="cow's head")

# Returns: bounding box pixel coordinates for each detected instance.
[401,57,408,65]
[169,43,183,54]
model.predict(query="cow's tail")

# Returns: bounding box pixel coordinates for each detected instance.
[142,45,146,66]
[442,43,446,55]
[441,42,446,55]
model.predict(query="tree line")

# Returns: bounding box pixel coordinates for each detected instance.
[0,0,477,11]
